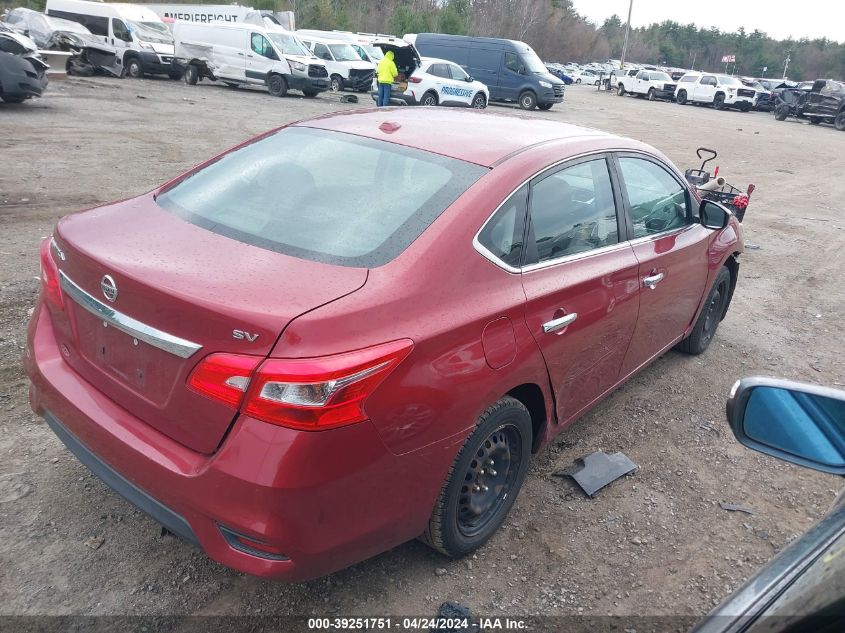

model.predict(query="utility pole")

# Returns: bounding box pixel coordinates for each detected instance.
[620,0,633,70]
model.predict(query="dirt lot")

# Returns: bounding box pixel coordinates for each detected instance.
[1,77,844,622]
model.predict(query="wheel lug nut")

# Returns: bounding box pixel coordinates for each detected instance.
[488,469,497,476]
[472,484,481,492]
[481,485,489,492]
[479,469,485,475]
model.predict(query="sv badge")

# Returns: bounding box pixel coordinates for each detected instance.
[233,329,259,343]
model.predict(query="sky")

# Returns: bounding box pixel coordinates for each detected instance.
[571,0,845,43]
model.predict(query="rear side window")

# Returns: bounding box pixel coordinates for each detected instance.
[527,159,619,264]
[477,186,527,269]
[679,75,695,83]
[157,127,487,268]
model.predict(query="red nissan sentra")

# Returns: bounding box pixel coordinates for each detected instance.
[25,108,742,581]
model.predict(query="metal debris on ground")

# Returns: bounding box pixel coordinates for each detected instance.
[554,451,638,498]
[341,94,359,103]
[431,602,479,633]
[720,502,758,515]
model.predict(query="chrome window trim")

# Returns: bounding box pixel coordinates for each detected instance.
[472,148,698,274]
[59,270,202,359]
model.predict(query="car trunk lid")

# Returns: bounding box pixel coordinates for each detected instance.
[48,196,367,454]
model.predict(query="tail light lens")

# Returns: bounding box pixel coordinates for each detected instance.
[244,339,413,431]
[188,340,413,431]
[408,76,422,83]
[39,238,64,311]
[188,353,261,408]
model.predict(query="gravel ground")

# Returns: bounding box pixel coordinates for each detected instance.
[0,77,843,622]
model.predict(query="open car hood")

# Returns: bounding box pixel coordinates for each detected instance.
[372,37,421,71]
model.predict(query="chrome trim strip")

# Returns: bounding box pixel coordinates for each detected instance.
[472,148,696,273]
[59,270,202,359]
[521,241,632,273]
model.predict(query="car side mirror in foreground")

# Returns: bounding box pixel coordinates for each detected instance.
[700,199,730,229]
[727,377,845,475]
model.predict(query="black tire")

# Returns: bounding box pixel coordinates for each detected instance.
[774,104,790,121]
[267,74,287,98]
[677,267,732,355]
[676,90,687,105]
[223,82,239,89]
[647,88,656,101]
[740,102,751,112]
[420,91,438,106]
[575,78,581,84]
[537,103,553,111]
[617,83,625,96]
[329,75,343,92]
[303,90,318,98]
[125,57,143,79]
[184,64,199,85]
[835,112,845,131]
[169,70,183,81]
[808,117,820,124]
[518,90,537,110]
[421,396,532,557]
[471,92,487,109]
[1,94,26,103]
[714,93,726,110]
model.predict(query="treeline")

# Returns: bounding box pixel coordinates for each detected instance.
[6,0,845,79]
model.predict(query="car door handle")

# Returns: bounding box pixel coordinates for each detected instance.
[643,273,665,289]
[237,52,244,56]
[543,312,577,334]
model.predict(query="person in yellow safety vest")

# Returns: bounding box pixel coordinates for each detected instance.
[376,50,398,107]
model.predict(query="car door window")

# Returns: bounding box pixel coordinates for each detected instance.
[251,33,276,59]
[112,18,130,42]
[313,43,332,61]
[428,64,449,79]
[504,52,523,74]
[703,76,717,86]
[618,157,689,239]
[528,159,619,264]
[477,186,528,269]
[448,64,469,81]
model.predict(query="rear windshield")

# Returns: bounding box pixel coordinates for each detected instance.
[156,127,486,268]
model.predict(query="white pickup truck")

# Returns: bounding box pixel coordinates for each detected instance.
[617,68,678,101]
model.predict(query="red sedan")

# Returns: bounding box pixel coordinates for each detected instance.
[25,108,743,581]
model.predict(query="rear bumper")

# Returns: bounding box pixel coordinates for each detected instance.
[25,302,448,581]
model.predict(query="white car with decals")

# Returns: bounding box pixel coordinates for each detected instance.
[371,38,489,108]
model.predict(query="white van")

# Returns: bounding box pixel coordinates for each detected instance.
[45,0,177,78]
[296,30,384,65]
[173,21,329,97]
[296,35,375,92]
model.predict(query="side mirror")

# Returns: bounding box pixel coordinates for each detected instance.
[700,199,730,229]
[727,377,845,475]
[465,76,473,82]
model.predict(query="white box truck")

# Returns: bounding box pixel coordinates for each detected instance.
[45,0,178,78]
[174,21,329,97]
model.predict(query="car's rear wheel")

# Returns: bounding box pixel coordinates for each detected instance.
[835,112,845,131]
[774,104,790,121]
[518,90,537,110]
[421,91,438,106]
[677,90,687,105]
[471,92,487,109]
[267,74,287,97]
[647,88,656,101]
[617,83,625,96]
[575,78,581,84]
[677,266,731,355]
[421,396,531,557]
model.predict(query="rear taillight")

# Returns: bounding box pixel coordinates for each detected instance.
[39,237,64,311]
[245,339,413,431]
[188,340,413,431]
[408,76,422,83]
[188,353,262,408]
